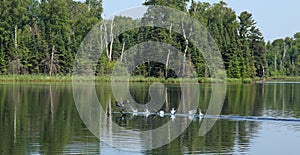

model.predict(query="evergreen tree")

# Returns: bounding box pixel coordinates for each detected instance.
[1,0,300,79]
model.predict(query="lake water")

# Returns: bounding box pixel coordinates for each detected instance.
[1,82,300,154]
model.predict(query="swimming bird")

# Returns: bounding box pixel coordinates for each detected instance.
[199,109,204,117]
[116,100,129,110]
[188,109,197,115]
[144,109,151,117]
[123,100,129,104]
[116,101,124,108]
[131,108,138,116]
[171,108,176,115]
[132,108,138,113]
[159,110,165,117]
[116,100,130,116]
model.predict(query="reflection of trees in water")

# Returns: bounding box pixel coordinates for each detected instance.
[12,83,20,144]
[98,83,300,154]
[0,84,100,154]
[97,83,263,154]
[146,84,264,154]
[97,83,261,154]
[2,83,300,154]
[264,83,300,117]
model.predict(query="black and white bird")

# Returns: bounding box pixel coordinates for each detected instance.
[159,110,165,117]
[116,100,129,114]
[116,100,129,108]
[132,108,138,113]
[144,109,151,117]
[171,108,176,115]
[199,109,204,118]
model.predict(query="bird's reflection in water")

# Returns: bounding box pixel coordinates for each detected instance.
[115,111,127,126]
[115,100,129,126]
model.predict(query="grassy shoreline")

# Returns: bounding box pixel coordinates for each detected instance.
[0,75,299,83]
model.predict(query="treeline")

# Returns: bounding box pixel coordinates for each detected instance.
[265,34,300,76]
[0,0,102,75]
[1,0,300,79]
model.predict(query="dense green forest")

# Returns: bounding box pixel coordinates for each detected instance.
[1,0,300,79]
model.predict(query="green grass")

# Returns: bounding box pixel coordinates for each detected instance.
[0,74,73,82]
[4,74,300,84]
[0,74,259,84]
[225,78,253,83]
[265,76,300,81]
[242,78,252,83]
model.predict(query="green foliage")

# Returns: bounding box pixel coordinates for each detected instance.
[0,0,299,79]
[0,0,102,75]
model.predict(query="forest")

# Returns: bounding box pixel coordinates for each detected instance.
[1,0,300,79]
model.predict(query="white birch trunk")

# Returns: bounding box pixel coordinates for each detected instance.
[169,23,172,38]
[88,0,91,12]
[104,23,109,59]
[274,50,277,73]
[14,25,18,50]
[165,49,170,78]
[108,17,115,61]
[181,21,192,77]
[166,23,172,78]
[100,24,103,49]
[120,42,125,62]
[50,45,55,76]
[281,42,287,67]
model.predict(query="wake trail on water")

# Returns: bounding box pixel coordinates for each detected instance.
[112,112,300,123]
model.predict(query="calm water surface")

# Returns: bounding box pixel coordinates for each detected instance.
[1,82,300,154]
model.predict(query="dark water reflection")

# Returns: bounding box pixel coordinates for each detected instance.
[0,82,300,154]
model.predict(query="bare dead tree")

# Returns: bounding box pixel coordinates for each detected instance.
[100,24,103,49]
[49,45,55,76]
[120,42,125,62]
[165,23,173,78]
[169,23,173,38]
[14,25,18,49]
[274,47,277,73]
[165,49,170,78]
[280,41,287,67]
[181,20,193,77]
[108,17,115,61]
[104,22,109,60]
[261,61,265,79]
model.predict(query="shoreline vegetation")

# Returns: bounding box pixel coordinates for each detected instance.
[1,75,300,84]
[1,0,300,81]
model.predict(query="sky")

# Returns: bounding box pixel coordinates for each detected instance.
[102,0,300,42]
